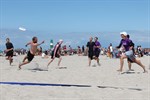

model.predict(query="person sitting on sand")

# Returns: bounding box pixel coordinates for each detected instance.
[19,36,44,69]
[116,32,147,73]
[47,40,63,68]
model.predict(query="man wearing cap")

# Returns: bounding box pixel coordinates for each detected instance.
[47,40,63,68]
[116,32,147,73]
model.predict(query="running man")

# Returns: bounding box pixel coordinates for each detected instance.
[47,40,63,68]
[93,37,101,66]
[19,37,44,69]
[5,38,14,65]
[86,37,95,66]
[116,32,147,73]
[127,34,134,71]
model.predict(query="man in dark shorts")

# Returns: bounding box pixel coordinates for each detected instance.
[86,37,95,66]
[127,34,135,71]
[19,37,44,69]
[5,38,14,65]
[47,40,63,68]
[93,37,101,66]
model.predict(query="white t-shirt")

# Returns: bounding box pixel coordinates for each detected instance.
[42,53,45,58]
[110,46,113,52]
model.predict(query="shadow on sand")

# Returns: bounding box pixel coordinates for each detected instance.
[121,71,136,74]
[28,67,48,71]
[97,86,143,91]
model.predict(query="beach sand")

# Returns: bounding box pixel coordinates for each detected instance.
[0,55,150,100]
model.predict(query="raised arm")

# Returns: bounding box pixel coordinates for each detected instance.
[25,42,31,47]
[37,41,44,46]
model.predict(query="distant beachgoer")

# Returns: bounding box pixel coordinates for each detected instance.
[109,43,113,58]
[93,37,101,66]
[100,48,104,55]
[69,45,73,55]
[107,46,111,58]
[86,37,95,66]
[116,32,147,73]
[63,45,67,55]
[137,46,143,57]
[19,37,44,69]
[38,46,42,55]
[41,52,49,59]
[77,46,82,56]
[82,45,85,53]
[47,40,63,68]
[5,38,14,65]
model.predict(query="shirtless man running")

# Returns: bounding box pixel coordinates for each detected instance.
[19,36,44,69]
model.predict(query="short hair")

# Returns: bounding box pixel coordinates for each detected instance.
[127,35,130,38]
[32,36,37,41]
[6,38,10,41]
[95,37,98,40]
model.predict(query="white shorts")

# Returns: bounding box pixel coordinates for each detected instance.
[125,50,135,61]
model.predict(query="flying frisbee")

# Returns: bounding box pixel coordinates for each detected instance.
[19,27,26,31]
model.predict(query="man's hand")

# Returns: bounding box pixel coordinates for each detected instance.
[42,41,45,44]
[4,49,8,53]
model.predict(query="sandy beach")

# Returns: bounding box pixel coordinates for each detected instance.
[0,55,150,100]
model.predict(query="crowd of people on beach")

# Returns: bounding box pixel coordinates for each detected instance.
[2,31,149,73]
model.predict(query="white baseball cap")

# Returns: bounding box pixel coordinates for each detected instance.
[59,39,63,42]
[120,31,128,36]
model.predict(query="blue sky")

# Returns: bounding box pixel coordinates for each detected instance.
[0,0,150,50]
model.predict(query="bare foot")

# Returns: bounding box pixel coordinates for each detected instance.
[117,69,122,72]
[10,59,13,65]
[143,70,148,73]
[98,63,101,66]
[47,65,49,69]
[18,63,21,70]
[128,69,134,71]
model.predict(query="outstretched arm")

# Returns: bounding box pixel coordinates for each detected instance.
[37,41,44,46]
[116,40,122,49]
[25,42,31,47]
